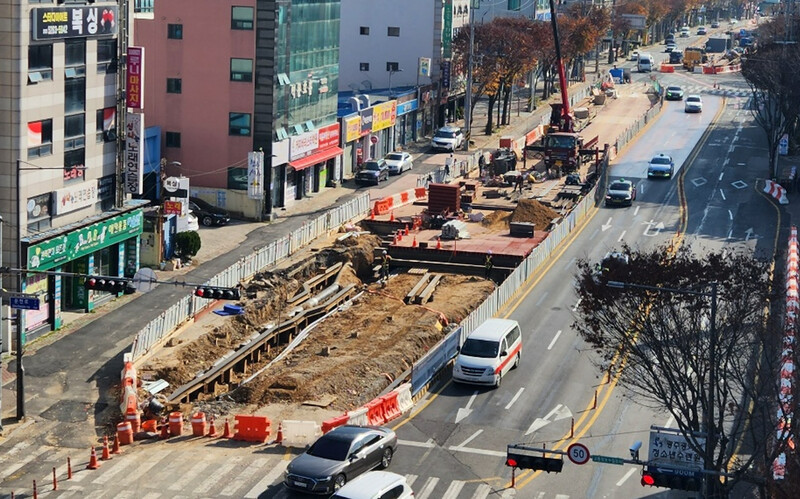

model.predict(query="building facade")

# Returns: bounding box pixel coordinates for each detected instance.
[0,1,145,341]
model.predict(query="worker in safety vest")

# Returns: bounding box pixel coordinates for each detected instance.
[484,250,494,280]
[381,250,392,280]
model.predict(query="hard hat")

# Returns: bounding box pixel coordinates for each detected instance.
[487,250,493,255]
[382,250,387,255]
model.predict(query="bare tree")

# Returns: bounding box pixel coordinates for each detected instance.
[573,245,794,497]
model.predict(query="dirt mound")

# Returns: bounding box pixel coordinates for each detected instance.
[481,210,512,230]
[510,198,559,229]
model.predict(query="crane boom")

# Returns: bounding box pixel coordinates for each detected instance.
[548,0,573,132]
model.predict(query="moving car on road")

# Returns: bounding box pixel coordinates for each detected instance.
[629,50,640,61]
[665,42,677,52]
[356,159,389,185]
[430,126,464,152]
[284,425,398,494]
[331,471,414,499]
[711,21,720,28]
[605,178,637,206]
[189,197,231,227]
[383,152,413,175]
[697,26,707,35]
[647,153,675,178]
[453,318,522,388]
[684,94,703,113]
[665,85,684,100]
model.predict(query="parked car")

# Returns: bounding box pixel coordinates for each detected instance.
[331,471,414,499]
[383,152,413,175]
[697,26,708,35]
[647,153,675,178]
[665,85,684,100]
[284,425,398,494]
[669,51,684,64]
[665,34,675,44]
[684,94,703,113]
[176,211,199,233]
[430,126,464,152]
[665,42,677,53]
[605,179,636,207]
[355,159,389,185]
[680,27,690,37]
[629,50,640,61]
[189,197,231,227]
[711,21,720,28]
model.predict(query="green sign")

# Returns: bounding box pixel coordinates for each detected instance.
[27,209,144,270]
[443,1,453,59]
[592,455,625,465]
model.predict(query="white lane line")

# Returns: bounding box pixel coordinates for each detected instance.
[719,171,724,181]
[220,457,270,496]
[617,467,637,486]
[398,438,436,448]
[639,183,645,195]
[723,158,730,167]
[505,388,525,409]
[141,494,162,499]
[0,446,49,481]
[442,480,465,499]
[195,458,243,494]
[571,298,582,312]
[91,456,130,484]
[564,257,576,271]
[634,206,640,216]
[737,162,746,166]
[472,483,492,499]
[719,189,726,200]
[617,230,626,242]
[115,449,171,486]
[243,460,288,499]
[454,429,483,448]
[416,477,440,499]
[405,474,418,487]
[728,209,734,220]
[589,228,600,240]
[535,291,549,306]
[665,415,675,428]
[503,489,521,498]
[451,446,506,458]
[548,330,563,350]
[555,495,570,499]
[727,229,733,240]
[168,461,213,491]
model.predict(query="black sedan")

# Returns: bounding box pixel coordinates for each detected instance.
[605,179,636,207]
[355,160,389,186]
[284,425,398,494]
[189,197,231,226]
[665,85,684,100]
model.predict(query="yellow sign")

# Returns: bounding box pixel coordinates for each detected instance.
[344,115,361,143]
[372,101,397,132]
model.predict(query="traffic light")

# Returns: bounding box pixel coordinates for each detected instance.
[506,446,564,473]
[641,468,702,492]
[194,286,240,300]
[84,276,136,294]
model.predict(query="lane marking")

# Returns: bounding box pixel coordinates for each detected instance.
[617,230,626,242]
[168,461,213,491]
[719,189,726,200]
[442,480,466,499]
[505,387,525,409]
[456,391,479,423]
[563,257,576,271]
[548,330,563,350]
[454,429,483,448]
[728,209,733,220]
[616,468,637,486]
[398,438,436,448]
[243,460,288,499]
[571,298,582,312]
[719,171,724,181]
[634,206,640,216]
[219,457,270,496]
[416,477,440,499]
[535,291,549,307]
[405,474,418,487]
[472,484,492,499]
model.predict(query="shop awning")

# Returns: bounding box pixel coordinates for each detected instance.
[289,147,344,171]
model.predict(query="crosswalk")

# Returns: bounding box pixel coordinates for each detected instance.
[667,83,751,99]
[0,441,578,499]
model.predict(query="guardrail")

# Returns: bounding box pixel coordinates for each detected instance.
[130,193,370,361]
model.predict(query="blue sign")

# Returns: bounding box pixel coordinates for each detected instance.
[441,61,451,90]
[10,296,41,310]
[397,99,419,116]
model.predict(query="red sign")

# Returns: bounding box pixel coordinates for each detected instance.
[126,46,144,109]
[370,136,378,144]
[317,123,340,150]
[163,200,182,215]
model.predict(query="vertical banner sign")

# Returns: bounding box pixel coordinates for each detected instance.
[248,151,265,199]
[443,1,453,59]
[441,61,451,89]
[125,113,144,194]
[126,47,144,109]
[419,57,431,77]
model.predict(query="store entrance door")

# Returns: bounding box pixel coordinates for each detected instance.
[62,259,89,311]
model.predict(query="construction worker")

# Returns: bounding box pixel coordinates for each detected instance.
[484,250,494,280]
[381,250,392,280]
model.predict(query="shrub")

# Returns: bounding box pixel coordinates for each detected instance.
[175,231,201,258]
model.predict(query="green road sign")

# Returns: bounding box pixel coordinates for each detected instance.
[592,455,624,465]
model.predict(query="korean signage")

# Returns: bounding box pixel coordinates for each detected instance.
[648,426,705,471]
[54,179,99,215]
[124,113,144,194]
[344,115,361,143]
[27,193,52,222]
[419,57,431,77]
[26,209,144,271]
[360,108,374,136]
[31,6,118,41]
[397,99,419,116]
[372,101,397,132]
[247,151,264,200]
[318,123,340,150]
[163,200,183,215]
[290,76,329,99]
[441,61,451,89]
[290,131,319,161]
[126,47,144,110]
[443,1,453,59]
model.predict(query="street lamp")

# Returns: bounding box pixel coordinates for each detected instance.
[388,68,403,97]
[607,279,718,495]
[463,0,478,151]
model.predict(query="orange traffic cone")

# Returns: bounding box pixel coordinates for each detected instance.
[275,423,284,445]
[397,230,403,242]
[222,418,234,439]
[370,208,375,220]
[101,436,111,461]
[159,423,170,440]
[389,211,395,222]
[436,238,442,250]
[208,417,218,437]
[111,437,122,455]
[86,447,101,470]
[412,236,418,248]
[404,224,409,236]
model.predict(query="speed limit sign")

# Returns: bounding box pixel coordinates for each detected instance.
[567,443,590,465]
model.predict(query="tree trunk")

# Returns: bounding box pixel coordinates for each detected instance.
[502,83,510,125]
[485,93,496,135]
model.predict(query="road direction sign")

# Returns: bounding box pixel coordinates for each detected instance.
[9,296,41,310]
[592,454,624,465]
[567,443,590,465]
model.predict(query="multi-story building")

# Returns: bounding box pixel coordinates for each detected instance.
[134,0,342,219]
[0,1,146,340]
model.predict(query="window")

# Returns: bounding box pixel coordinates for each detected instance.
[27,193,52,228]
[65,39,85,66]
[64,148,85,182]
[230,58,253,82]
[96,107,116,143]
[134,0,155,14]
[167,78,182,93]
[359,26,369,35]
[227,167,248,190]
[387,27,400,37]
[97,39,117,73]
[64,114,85,151]
[229,113,251,136]
[166,131,181,148]
[168,24,183,39]
[65,77,85,113]
[28,44,53,82]
[27,119,53,158]
[231,6,254,30]
[507,0,521,10]
[386,62,400,72]
[360,63,369,71]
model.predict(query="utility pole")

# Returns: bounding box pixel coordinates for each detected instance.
[463,0,477,151]
[116,0,130,208]
[608,0,617,64]
[704,281,718,497]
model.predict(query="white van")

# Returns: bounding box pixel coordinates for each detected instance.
[452,318,522,387]
[637,53,654,72]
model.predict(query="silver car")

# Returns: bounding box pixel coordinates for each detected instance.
[684,95,703,113]
[384,152,413,175]
[284,425,398,494]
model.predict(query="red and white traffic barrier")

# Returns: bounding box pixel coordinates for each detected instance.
[764,179,789,205]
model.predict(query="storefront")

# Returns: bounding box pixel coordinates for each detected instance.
[341,114,361,179]
[394,96,419,148]
[20,206,145,338]
[286,123,342,203]
[371,100,397,157]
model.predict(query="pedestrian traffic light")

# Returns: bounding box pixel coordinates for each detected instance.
[506,445,564,473]
[194,286,240,300]
[84,276,136,294]
[641,468,702,492]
